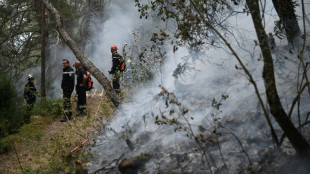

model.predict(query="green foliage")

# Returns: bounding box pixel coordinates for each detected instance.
[101,101,114,116]
[0,0,82,78]
[19,122,45,142]
[0,137,13,154]
[30,99,64,118]
[0,75,23,138]
[0,1,41,77]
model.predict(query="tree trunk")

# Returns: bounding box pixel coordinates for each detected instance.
[79,4,91,53]
[246,0,310,156]
[41,0,120,107]
[41,3,46,98]
[272,0,301,45]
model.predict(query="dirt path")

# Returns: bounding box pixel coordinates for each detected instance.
[0,91,115,173]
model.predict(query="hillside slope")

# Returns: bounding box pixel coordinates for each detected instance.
[0,92,114,173]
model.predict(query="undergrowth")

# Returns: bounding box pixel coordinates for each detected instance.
[0,93,115,173]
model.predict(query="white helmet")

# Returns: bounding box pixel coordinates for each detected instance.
[28,74,34,80]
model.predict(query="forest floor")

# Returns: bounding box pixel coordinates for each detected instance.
[0,91,116,174]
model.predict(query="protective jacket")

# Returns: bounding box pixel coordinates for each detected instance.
[61,66,75,91]
[110,52,122,74]
[76,67,87,91]
[24,81,37,104]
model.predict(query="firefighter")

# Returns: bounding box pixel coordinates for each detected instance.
[61,59,75,122]
[24,74,37,123]
[73,61,87,116]
[108,44,122,93]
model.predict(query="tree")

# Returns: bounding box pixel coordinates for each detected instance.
[0,75,22,138]
[41,0,120,107]
[272,0,301,46]
[135,0,235,48]
[33,0,47,98]
[246,0,310,156]
[136,0,310,156]
[78,0,105,55]
[1,0,109,100]
[40,3,47,98]
[0,0,41,78]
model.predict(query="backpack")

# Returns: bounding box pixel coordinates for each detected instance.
[119,57,126,72]
[85,70,94,91]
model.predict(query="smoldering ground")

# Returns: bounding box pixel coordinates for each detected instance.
[12,0,309,173]
[87,1,310,174]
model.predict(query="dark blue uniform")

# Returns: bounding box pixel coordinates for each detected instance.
[76,67,87,114]
[24,81,37,106]
[110,52,122,92]
[24,81,37,123]
[61,66,75,119]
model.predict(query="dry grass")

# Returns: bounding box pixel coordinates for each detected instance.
[0,91,115,174]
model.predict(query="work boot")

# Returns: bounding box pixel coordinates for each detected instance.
[60,114,72,122]
[76,105,86,117]
[60,117,68,122]
[76,112,86,117]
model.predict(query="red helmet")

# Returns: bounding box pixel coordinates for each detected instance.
[110,45,117,51]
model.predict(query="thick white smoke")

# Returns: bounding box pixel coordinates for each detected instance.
[22,0,307,173]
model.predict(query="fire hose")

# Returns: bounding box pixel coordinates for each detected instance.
[71,130,98,153]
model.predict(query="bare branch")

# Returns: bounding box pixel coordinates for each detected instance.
[288,82,310,118]
[189,0,280,146]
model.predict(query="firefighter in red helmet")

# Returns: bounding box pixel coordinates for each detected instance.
[108,45,124,93]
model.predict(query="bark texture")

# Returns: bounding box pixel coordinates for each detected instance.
[41,0,119,107]
[246,0,310,156]
[41,3,46,98]
[272,0,301,45]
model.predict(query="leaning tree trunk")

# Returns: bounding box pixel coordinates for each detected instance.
[41,0,120,107]
[272,0,301,45]
[246,0,310,156]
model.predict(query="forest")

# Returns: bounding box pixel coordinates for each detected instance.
[0,0,310,173]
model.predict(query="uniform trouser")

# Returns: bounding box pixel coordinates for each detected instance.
[24,99,35,123]
[112,72,120,93]
[63,89,73,117]
[76,88,86,113]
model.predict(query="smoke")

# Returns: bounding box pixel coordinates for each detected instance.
[86,1,279,173]
[14,0,310,172]
[91,0,154,79]
[84,1,249,172]
[14,33,77,99]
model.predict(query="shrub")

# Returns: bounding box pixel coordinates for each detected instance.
[0,75,23,138]
[0,136,14,154]
[31,99,63,118]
